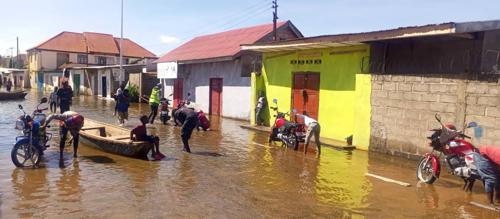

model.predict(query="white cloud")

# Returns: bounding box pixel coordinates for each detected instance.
[159,35,180,44]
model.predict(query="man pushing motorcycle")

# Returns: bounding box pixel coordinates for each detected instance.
[44,111,84,163]
[470,146,500,205]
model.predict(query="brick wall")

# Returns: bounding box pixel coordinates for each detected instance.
[370,74,500,159]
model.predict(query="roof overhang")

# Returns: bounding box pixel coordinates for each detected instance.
[68,64,145,70]
[242,20,500,53]
[0,67,27,74]
[156,56,235,65]
[242,41,365,52]
[242,23,456,52]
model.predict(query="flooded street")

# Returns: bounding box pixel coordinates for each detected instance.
[0,90,498,218]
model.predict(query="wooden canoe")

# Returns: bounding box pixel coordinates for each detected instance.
[79,119,152,158]
[0,91,27,100]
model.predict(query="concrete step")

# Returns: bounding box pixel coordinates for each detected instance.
[240,124,356,150]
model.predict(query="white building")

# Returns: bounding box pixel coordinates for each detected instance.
[27,31,157,94]
[156,21,302,120]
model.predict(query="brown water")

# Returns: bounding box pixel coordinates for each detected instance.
[0,90,498,218]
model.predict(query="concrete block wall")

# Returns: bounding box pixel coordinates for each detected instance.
[463,80,500,146]
[371,73,500,159]
[370,74,462,159]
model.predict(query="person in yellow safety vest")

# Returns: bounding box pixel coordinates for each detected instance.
[148,83,162,124]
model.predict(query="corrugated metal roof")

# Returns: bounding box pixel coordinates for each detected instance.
[156,21,290,63]
[84,32,119,54]
[29,31,157,58]
[32,32,87,53]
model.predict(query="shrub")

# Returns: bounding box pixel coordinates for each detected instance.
[127,84,140,103]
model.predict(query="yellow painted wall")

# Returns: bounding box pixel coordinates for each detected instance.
[354,74,371,150]
[256,45,371,149]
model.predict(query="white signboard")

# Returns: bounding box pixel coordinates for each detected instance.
[157,62,177,79]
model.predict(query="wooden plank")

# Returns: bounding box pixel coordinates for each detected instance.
[81,126,105,131]
[111,135,130,140]
[365,173,411,187]
[470,201,500,212]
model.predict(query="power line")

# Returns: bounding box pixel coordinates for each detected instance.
[178,4,272,42]
[176,0,271,38]
[221,6,272,31]
[144,0,272,48]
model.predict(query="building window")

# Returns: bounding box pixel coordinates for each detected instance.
[56,53,69,68]
[77,54,88,64]
[96,56,107,65]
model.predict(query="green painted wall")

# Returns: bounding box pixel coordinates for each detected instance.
[256,45,371,149]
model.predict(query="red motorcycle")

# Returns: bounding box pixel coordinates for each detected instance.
[416,114,479,184]
[268,99,306,149]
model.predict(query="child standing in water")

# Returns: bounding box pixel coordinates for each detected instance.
[130,115,165,160]
[49,87,59,113]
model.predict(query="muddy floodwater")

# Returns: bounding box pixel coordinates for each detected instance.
[0,90,498,218]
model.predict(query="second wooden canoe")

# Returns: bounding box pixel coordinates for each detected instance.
[0,91,27,100]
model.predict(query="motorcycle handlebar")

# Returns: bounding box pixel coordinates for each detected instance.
[461,134,472,139]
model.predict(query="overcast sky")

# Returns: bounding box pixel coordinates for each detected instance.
[0,0,498,57]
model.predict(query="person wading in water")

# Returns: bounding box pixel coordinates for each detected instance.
[57,80,74,113]
[174,107,199,153]
[44,111,84,164]
[148,83,162,124]
[49,87,59,113]
[296,113,321,155]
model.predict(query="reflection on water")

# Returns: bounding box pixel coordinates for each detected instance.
[82,156,116,164]
[0,90,497,218]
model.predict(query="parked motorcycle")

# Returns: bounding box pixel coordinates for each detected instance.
[416,114,479,184]
[268,99,306,149]
[160,94,173,125]
[197,110,210,131]
[12,97,52,168]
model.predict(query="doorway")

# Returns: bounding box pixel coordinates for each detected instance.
[73,74,80,96]
[173,78,183,107]
[209,78,223,115]
[37,72,44,91]
[292,72,320,121]
[101,76,107,98]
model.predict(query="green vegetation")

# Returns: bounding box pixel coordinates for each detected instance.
[127,84,139,102]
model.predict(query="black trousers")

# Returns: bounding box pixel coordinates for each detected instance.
[50,102,57,113]
[60,104,70,114]
[60,126,79,159]
[148,103,159,124]
[255,107,263,125]
[181,116,199,152]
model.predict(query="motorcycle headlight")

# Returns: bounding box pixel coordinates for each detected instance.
[15,119,25,130]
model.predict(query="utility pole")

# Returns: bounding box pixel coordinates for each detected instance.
[119,0,124,84]
[9,47,13,68]
[272,0,278,41]
[16,37,19,69]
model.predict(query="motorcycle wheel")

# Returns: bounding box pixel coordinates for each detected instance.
[11,143,41,168]
[285,133,298,149]
[416,157,438,184]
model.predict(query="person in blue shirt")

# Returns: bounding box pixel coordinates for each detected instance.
[116,89,130,126]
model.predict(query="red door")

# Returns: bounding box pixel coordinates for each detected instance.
[292,72,320,121]
[173,78,183,107]
[209,78,223,115]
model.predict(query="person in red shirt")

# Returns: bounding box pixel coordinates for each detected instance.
[130,115,164,160]
[472,146,500,205]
